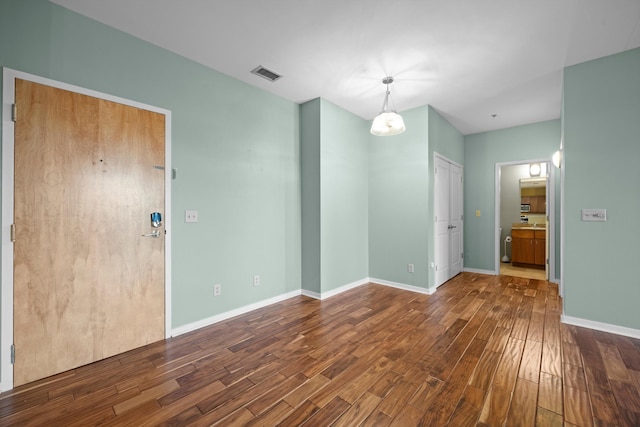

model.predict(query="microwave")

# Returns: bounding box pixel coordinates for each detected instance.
[520,204,531,212]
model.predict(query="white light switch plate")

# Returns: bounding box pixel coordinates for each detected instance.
[581,208,606,222]
[185,210,198,223]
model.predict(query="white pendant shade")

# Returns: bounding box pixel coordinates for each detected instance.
[370,112,406,136]
[370,76,406,136]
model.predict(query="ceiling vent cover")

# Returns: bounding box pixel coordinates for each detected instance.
[251,65,282,82]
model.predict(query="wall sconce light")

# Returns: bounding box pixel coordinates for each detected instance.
[529,163,541,177]
[552,150,561,168]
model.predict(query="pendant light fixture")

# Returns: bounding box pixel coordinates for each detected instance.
[370,76,406,136]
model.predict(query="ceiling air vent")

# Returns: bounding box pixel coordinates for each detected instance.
[251,65,282,82]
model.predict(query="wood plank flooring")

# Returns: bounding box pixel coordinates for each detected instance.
[499,263,546,280]
[1,272,640,426]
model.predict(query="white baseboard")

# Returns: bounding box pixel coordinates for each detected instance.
[172,277,436,338]
[300,289,321,300]
[172,290,302,337]
[463,267,497,276]
[303,277,370,300]
[369,277,435,295]
[562,315,640,340]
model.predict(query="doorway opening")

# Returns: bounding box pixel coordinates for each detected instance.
[495,160,556,282]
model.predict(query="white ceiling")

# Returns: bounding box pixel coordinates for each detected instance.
[49,0,640,135]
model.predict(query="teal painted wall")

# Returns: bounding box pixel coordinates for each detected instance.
[429,107,464,164]
[319,100,370,292]
[368,106,463,291]
[300,99,321,294]
[369,106,431,288]
[563,48,640,330]
[300,98,369,294]
[1,0,302,328]
[464,120,561,276]
[11,0,634,339]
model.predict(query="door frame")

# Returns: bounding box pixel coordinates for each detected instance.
[494,158,557,284]
[1,68,173,391]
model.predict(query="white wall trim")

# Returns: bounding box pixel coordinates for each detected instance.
[320,278,370,300]
[1,69,16,393]
[1,68,173,392]
[302,278,370,301]
[464,268,497,276]
[562,315,640,340]
[369,278,435,295]
[173,276,436,337]
[303,277,436,301]
[172,290,303,337]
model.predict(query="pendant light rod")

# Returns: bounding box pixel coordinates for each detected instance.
[379,76,394,112]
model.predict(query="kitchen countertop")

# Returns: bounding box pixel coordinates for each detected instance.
[511,223,546,231]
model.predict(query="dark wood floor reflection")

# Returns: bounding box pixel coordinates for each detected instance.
[1,273,639,426]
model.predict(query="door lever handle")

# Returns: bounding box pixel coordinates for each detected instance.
[142,230,161,238]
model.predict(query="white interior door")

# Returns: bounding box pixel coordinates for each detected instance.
[434,157,450,287]
[449,162,463,277]
[434,155,464,288]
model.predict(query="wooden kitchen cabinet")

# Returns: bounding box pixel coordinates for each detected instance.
[521,195,546,213]
[534,230,546,266]
[512,229,546,267]
[531,196,546,213]
[512,229,534,265]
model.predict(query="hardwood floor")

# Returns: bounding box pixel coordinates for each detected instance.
[1,272,639,426]
[500,262,546,281]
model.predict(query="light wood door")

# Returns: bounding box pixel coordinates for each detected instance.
[13,79,165,386]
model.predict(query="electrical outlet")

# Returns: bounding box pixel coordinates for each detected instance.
[407,264,415,273]
[253,275,260,286]
[185,210,198,223]
[213,284,221,296]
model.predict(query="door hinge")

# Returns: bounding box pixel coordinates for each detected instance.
[10,344,15,364]
[10,224,16,242]
[461,252,464,259]
[461,214,464,221]
[11,104,17,122]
